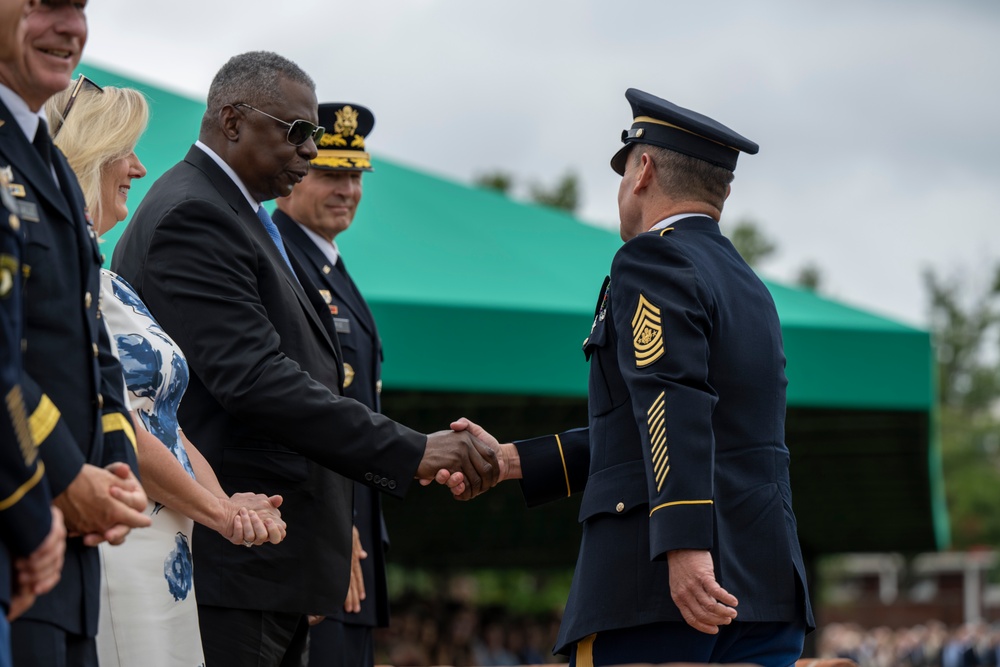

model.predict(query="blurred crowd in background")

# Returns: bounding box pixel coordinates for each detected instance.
[818,622,1000,667]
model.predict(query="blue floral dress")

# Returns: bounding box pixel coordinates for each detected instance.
[96,270,205,667]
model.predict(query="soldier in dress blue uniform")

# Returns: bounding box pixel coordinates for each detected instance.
[452,89,815,667]
[273,103,388,667]
[0,2,150,665]
[0,2,65,664]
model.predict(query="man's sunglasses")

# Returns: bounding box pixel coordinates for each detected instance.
[52,74,104,139]
[235,103,325,147]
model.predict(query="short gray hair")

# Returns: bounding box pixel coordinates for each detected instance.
[201,51,315,134]
[631,144,734,209]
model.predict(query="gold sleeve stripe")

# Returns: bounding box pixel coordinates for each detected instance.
[647,392,669,491]
[102,413,138,454]
[649,499,713,517]
[649,420,665,445]
[646,391,665,415]
[0,461,45,511]
[28,394,60,447]
[555,433,571,498]
[5,385,34,463]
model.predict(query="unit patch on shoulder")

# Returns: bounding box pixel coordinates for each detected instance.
[631,292,664,367]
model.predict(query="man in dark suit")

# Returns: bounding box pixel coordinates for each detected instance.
[0,2,151,665]
[452,89,814,667]
[274,102,390,667]
[112,51,497,667]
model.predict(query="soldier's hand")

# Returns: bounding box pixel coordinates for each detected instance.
[416,430,498,500]
[54,463,151,545]
[667,548,738,634]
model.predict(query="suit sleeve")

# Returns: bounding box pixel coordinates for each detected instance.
[610,233,718,560]
[515,427,589,507]
[129,198,425,494]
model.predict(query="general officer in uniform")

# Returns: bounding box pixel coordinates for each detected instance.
[0,1,150,664]
[1,165,65,667]
[0,2,65,663]
[274,102,389,667]
[452,89,814,667]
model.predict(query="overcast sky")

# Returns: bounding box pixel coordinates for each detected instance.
[82,0,1000,327]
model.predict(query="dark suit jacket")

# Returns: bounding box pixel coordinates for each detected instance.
[273,209,389,628]
[112,146,426,615]
[0,175,52,612]
[515,216,814,654]
[0,96,137,636]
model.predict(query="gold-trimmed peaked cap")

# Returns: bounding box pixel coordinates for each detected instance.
[312,102,375,172]
[610,88,758,176]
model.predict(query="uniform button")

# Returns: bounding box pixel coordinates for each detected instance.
[364,472,373,481]
[92,343,99,357]
[375,380,382,395]
[372,475,381,484]
[615,502,625,513]
[84,291,92,308]
[97,393,104,409]
[388,480,396,490]
[380,478,389,487]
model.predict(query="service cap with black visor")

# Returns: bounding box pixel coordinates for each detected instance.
[610,87,759,175]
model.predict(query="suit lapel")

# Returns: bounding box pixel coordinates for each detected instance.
[0,99,73,222]
[183,148,339,358]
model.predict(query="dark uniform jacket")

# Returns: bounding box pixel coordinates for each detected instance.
[112,146,426,615]
[516,216,814,654]
[0,96,138,637]
[273,208,389,627]
[0,170,51,613]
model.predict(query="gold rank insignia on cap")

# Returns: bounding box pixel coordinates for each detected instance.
[647,390,668,491]
[632,293,664,367]
[312,103,375,172]
[343,362,355,388]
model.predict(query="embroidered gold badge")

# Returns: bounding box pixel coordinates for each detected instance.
[632,293,664,367]
[334,105,359,137]
[647,390,669,491]
[318,289,332,304]
[343,362,355,388]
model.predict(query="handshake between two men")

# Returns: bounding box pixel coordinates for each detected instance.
[417,418,517,499]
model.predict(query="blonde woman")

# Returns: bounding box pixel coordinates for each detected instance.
[46,80,287,667]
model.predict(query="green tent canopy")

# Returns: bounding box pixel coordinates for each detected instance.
[79,61,948,558]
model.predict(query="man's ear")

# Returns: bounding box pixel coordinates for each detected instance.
[724,183,732,201]
[219,105,242,142]
[633,152,656,195]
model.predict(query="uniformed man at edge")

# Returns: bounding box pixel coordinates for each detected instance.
[0,1,150,664]
[449,88,815,667]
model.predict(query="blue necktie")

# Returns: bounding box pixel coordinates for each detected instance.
[256,205,295,274]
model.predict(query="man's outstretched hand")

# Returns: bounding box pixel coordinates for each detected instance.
[415,429,498,500]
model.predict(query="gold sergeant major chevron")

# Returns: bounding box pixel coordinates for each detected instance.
[631,292,664,367]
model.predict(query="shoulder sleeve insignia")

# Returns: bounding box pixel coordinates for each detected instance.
[632,292,664,367]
